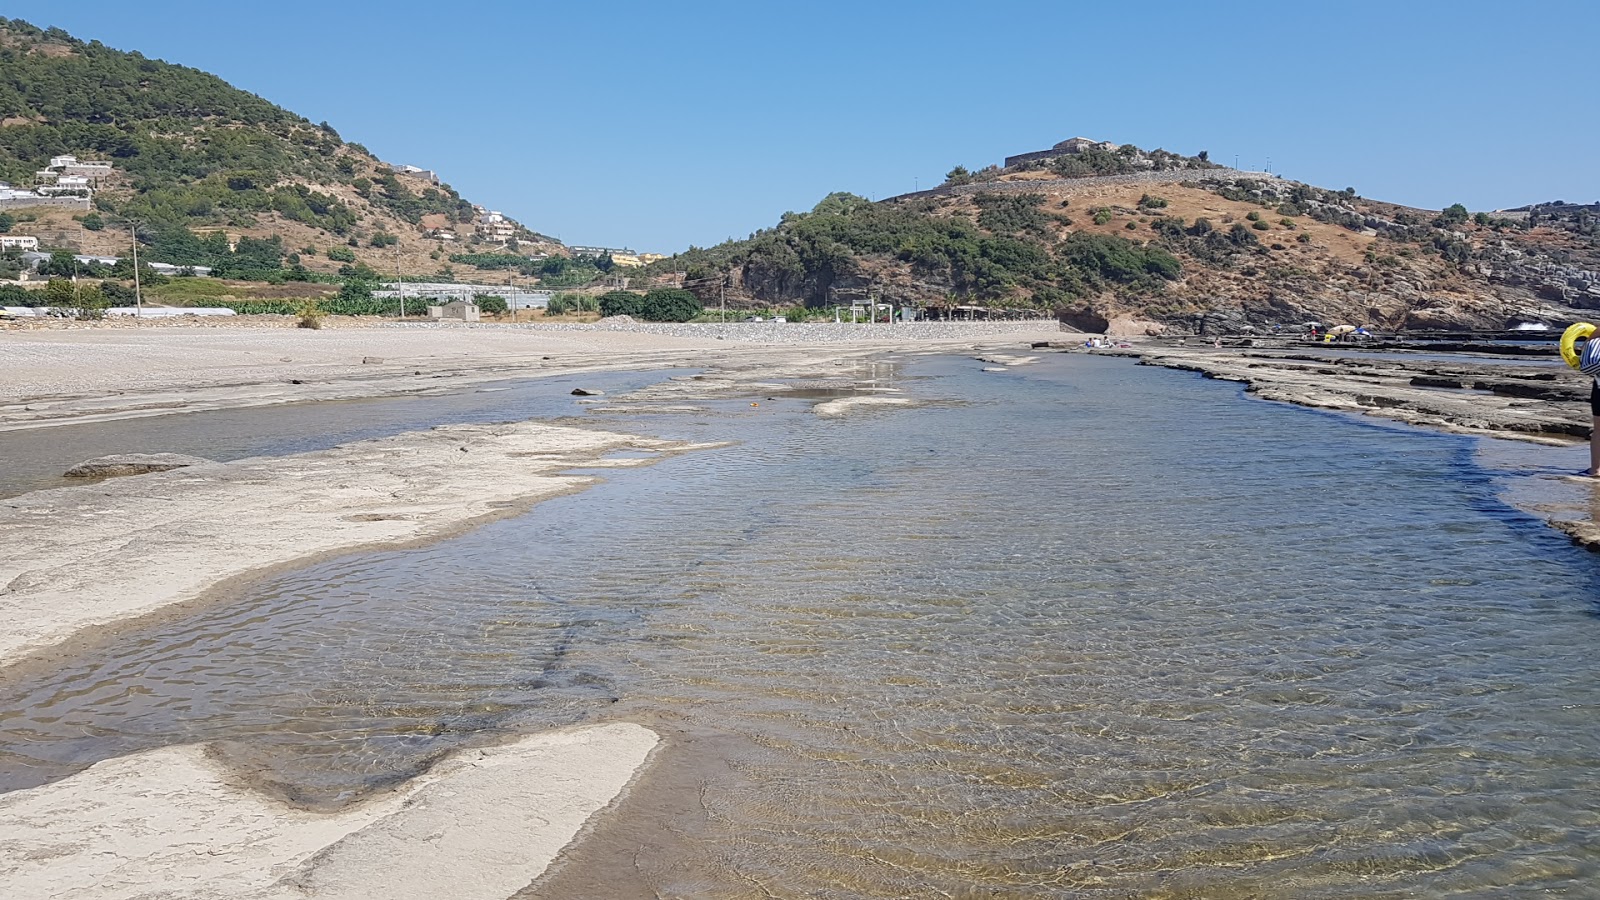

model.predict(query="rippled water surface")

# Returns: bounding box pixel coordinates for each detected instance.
[3,353,1599,897]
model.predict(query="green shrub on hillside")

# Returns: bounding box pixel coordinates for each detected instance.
[1058,232,1181,287]
[1050,149,1139,178]
[943,166,973,187]
[974,193,1052,237]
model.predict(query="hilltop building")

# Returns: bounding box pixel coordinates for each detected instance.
[1004,137,1125,169]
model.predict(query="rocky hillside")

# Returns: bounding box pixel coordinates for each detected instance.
[654,140,1598,334]
[0,18,559,282]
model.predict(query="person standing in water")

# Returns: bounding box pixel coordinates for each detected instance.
[1578,333,1600,476]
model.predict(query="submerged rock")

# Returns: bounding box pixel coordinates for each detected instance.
[64,453,213,478]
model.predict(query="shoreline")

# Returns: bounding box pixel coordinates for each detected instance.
[3,320,1597,896]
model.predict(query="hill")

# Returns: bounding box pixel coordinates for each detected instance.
[651,140,1600,333]
[0,18,561,288]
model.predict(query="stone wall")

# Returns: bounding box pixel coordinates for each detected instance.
[0,196,90,211]
[1002,149,1067,169]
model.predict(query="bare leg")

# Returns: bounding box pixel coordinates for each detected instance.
[1591,416,1600,476]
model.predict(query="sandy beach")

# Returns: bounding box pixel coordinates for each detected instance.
[0,317,1067,899]
[3,317,1596,898]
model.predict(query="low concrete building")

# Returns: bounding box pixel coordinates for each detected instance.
[0,235,40,252]
[428,299,480,322]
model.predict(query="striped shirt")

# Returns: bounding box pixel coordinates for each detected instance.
[1581,337,1600,383]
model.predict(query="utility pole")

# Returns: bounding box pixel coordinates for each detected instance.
[130,222,142,317]
[720,279,725,324]
[394,241,405,319]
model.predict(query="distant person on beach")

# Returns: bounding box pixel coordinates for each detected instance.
[1579,333,1600,476]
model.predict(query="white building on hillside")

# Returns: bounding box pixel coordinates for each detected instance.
[476,209,516,243]
[0,235,39,251]
[37,155,114,192]
[38,175,91,195]
[394,164,439,184]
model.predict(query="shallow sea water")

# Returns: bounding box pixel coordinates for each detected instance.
[0,367,671,498]
[3,353,1599,897]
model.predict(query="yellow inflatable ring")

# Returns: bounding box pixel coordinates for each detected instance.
[1560,322,1595,369]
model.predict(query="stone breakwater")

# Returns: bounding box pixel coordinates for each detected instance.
[879,168,1274,204]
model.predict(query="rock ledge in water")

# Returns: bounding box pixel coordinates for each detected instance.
[64,453,213,478]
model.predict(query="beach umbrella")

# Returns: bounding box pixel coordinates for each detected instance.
[1328,325,1358,336]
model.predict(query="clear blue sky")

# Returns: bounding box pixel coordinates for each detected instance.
[22,0,1600,253]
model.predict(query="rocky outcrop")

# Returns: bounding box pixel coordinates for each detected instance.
[1056,305,1109,333]
[1124,345,1591,440]
[63,453,213,478]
